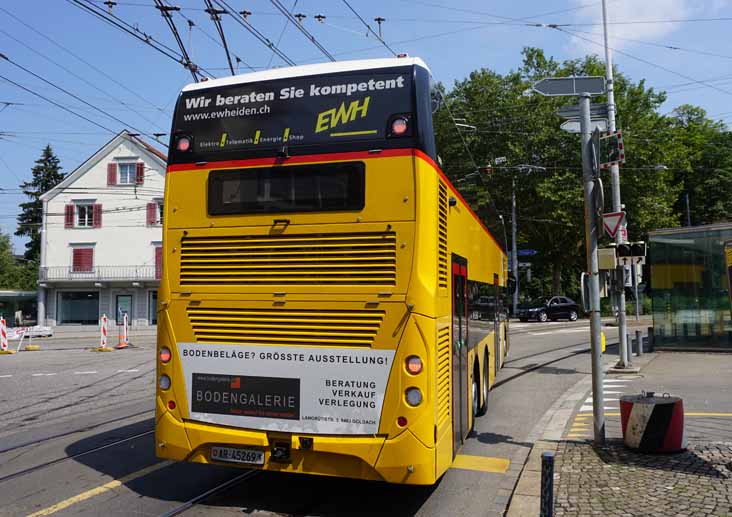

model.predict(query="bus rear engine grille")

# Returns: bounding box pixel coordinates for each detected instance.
[179,232,397,286]
[187,307,386,346]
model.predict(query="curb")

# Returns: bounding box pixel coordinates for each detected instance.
[505,346,656,515]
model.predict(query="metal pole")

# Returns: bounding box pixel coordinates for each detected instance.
[580,93,605,445]
[540,451,555,517]
[636,329,643,356]
[685,192,691,226]
[632,260,640,321]
[511,175,519,316]
[602,0,629,369]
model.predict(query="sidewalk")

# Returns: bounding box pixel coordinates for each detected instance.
[507,348,732,516]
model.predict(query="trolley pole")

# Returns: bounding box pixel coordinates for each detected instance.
[580,93,606,445]
[602,0,629,368]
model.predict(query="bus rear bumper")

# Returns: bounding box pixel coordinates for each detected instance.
[155,408,436,484]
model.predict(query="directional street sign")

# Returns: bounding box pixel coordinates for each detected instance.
[561,119,608,134]
[532,76,606,97]
[602,211,626,239]
[518,249,538,257]
[557,103,609,119]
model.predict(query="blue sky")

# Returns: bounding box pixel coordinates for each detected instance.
[2,0,732,253]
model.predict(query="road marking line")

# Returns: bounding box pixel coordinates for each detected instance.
[451,454,510,473]
[117,369,139,373]
[26,461,172,517]
[74,371,98,375]
[585,397,619,403]
[0,374,12,378]
[579,406,615,412]
[31,373,56,377]
[576,412,732,418]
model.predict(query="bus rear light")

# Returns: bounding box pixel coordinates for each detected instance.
[390,117,409,136]
[405,387,422,407]
[405,355,423,374]
[397,416,408,427]
[176,136,192,152]
[168,400,176,410]
[159,347,171,363]
[159,375,171,390]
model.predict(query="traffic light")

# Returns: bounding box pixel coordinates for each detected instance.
[615,241,646,265]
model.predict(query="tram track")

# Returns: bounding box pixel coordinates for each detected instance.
[0,426,155,485]
[158,470,261,517]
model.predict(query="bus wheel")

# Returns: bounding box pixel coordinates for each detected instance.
[472,370,479,418]
[476,351,489,416]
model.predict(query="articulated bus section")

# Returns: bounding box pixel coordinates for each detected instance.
[155,149,507,484]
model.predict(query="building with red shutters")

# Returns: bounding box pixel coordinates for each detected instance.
[37,130,167,327]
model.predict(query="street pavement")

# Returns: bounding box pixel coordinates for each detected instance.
[0,319,631,516]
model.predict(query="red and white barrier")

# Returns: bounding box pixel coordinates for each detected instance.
[100,313,108,348]
[116,313,130,349]
[0,317,8,351]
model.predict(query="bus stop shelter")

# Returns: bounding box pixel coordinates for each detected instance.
[649,223,732,350]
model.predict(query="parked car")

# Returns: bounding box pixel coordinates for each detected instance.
[516,296,581,322]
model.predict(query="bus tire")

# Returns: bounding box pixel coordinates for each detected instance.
[476,351,489,417]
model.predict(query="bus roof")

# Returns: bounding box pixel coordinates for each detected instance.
[181,57,431,93]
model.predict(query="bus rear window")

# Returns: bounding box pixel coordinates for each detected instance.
[208,162,365,215]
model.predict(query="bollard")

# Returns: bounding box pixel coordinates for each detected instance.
[636,329,643,356]
[625,332,633,366]
[540,451,555,517]
[92,314,112,352]
[647,327,655,351]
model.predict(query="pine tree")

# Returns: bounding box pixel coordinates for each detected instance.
[15,145,64,261]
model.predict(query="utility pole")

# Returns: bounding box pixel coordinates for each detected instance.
[511,175,518,316]
[602,0,629,368]
[580,93,606,445]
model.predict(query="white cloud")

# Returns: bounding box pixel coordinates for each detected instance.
[566,0,702,54]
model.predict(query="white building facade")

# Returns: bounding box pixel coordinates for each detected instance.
[38,131,167,327]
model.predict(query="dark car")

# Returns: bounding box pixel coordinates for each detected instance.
[516,296,581,322]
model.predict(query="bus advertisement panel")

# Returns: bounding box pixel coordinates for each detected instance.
[179,343,395,435]
[171,68,413,159]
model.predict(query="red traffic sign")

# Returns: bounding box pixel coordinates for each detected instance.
[599,130,626,169]
[603,211,626,238]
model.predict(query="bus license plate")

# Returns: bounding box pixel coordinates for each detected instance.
[210,446,264,465]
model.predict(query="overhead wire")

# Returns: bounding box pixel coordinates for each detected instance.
[0,27,166,131]
[211,0,296,66]
[549,26,732,99]
[340,0,397,56]
[270,0,335,61]
[0,7,167,114]
[202,0,236,75]
[153,0,201,82]
[67,0,216,79]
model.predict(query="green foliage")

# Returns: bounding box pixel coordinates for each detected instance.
[433,47,729,301]
[0,232,35,290]
[15,145,64,261]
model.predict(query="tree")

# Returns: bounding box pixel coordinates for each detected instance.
[433,47,685,300]
[15,145,64,261]
[0,232,35,290]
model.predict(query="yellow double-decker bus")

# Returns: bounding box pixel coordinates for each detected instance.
[155,57,510,485]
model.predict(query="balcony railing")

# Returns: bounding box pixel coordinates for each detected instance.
[40,265,159,282]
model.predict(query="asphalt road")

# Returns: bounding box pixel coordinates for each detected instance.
[0,319,619,517]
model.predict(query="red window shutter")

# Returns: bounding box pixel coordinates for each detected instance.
[92,204,102,228]
[155,247,163,280]
[107,163,117,185]
[146,202,157,225]
[136,162,145,185]
[72,248,93,272]
[64,204,75,228]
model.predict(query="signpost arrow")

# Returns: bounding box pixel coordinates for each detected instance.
[532,76,606,97]
[602,211,626,239]
[557,103,609,119]
[561,119,607,134]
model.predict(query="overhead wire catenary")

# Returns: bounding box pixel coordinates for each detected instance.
[0,53,168,145]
